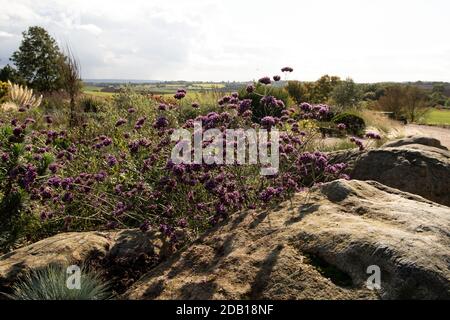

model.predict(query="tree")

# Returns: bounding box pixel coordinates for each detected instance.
[0,64,25,85]
[331,78,361,108]
[377,85,428,122]
[11,26,63,92]
[376,85,405,118]
[403,86,428,122]
[429,83,447,107]
[286,81,306,104]
[311,75,340,103]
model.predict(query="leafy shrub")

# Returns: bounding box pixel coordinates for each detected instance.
[238,82,289,122]
[79,96,104,113]
[8,264,111,300]
[331,78,362,108]
[332,113,366,135]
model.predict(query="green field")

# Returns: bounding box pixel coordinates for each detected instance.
[82,86,115,98]
[421,109,450,125]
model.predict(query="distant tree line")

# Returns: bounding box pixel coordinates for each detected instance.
[285,75,450,122]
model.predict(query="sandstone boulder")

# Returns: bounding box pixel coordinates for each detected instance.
[124,180,450,300]
[382,136,448,150]
[0,229,167,294]
[329,138,450,206]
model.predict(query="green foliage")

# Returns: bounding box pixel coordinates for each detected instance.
[377,85,429,122]
[113,85,154,111]
[360,83,385,101]
[286,81,306,104]
[285,75,340,105]
[331,78,362,108]
[11,26,63,92]
[0,65,26,85]
[79,96,105,113]
[8,264,111,300]
[238,82,289,122]
[332,113,366,135]
[429,84,448,107]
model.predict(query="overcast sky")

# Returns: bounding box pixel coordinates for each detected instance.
[0,0,449,82]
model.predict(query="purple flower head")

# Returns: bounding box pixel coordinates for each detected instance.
[94,170,107,182]
[140,220,151,232]
[40,186,52,199]
[21,164,37,189]
[261,116,276,128]
[102,137,112,147]
[238,99,252,115]
[1,153,10,162]
[13,127,23,137]
[231,92,239,98]
[174,91,186,99]
[300,102,312,112]
[61,177,74,190]
[106,155,118,167]
[178,218,188,228]
[246,84,255,93]
[242,110,252,118]
[48,163,58,174]
[127,107,136,114]
[276,99,285,108]
[191,102,200,108]
[153,116,169,129]
[48,176,61,187]
[158,103,168,111]
[114,202,127,216]
[172,164,186,176]
[365,132,381,140]
[134,117,146,130]
[258,76,271,85]
[25,118,36,124]
[259,187,279,202]
[204,179,217,192]
[337,123,346,130]
[62,192,74,203]
[260,95,278,108]
[44,115,53,124]
[115,118,127,127]
[273,75,281,81]
[281,66,294,72]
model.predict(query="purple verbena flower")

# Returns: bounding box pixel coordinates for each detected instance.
[258,76,271,85]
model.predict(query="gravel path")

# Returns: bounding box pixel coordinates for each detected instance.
[403,124,450,149]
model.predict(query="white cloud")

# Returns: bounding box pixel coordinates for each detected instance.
[0,31,14,38]
[0,0,449,82]
[76,24,102,36]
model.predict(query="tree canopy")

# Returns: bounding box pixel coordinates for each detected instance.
[11,26,63,92]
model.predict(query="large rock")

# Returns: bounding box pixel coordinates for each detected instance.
[124,180,450,300]
[330,137,450,206]
[0,229,169,295]
[382,136,448,150]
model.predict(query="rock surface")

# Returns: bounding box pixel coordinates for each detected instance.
[124,180,450,300]
[0,229,168,294]
[382,136,448,150]
[330,137,450,206]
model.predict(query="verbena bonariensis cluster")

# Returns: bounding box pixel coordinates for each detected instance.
[0,68,380,251]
